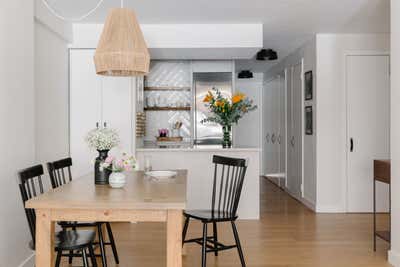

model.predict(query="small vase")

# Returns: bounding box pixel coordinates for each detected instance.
[222,125,232,148]
[109,172,127,188]
[94,150,111,185]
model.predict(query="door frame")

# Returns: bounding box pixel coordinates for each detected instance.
[344,50,390,212]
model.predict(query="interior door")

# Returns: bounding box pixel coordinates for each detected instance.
[70,49,101,177]
[347,55,390,212]
[287,64,303,198]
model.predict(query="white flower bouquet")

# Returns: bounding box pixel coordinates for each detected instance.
[85,127,120,151]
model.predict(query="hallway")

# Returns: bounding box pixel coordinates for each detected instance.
[62,178,391,266]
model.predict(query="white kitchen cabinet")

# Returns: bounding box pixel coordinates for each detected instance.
[69,49,136,177]
[279,71,286,175]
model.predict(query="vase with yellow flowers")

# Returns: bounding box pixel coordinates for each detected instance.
[202,88,257,148]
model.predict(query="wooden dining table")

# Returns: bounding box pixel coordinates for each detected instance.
[26,170,187,267]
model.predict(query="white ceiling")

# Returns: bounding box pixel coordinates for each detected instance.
[45,0,390,71]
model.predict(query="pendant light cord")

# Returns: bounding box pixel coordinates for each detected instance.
[41,0,105,22]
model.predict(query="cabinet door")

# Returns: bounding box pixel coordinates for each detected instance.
[273,77,281,174]
[286,67,294,191]
[279,73,287,175]
[70,49,101,177]
[102,77,135,156]
[291,63,303,198]
[263,80,273,175]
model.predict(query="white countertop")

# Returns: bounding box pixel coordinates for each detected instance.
[136,146,261,152]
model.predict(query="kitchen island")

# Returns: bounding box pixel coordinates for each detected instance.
[137,147,260,219]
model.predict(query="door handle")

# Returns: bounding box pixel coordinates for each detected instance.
[350,138,354,152]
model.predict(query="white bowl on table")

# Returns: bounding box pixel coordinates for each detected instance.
[145,170,177,180]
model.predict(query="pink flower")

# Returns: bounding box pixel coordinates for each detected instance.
[116,159,123,168]
[124,166,132,172]
[105,156,114,164]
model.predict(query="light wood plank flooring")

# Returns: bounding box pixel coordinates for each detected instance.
[62,178,391,267]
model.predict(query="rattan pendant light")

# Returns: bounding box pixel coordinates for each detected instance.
[94,1,150,76]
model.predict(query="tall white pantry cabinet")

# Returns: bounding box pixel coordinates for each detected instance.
[69,49,136,177]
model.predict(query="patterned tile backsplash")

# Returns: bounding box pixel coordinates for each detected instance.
[146,61,191,87]
[144,61,192,142]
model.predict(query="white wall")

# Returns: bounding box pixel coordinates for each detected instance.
[234,73,263,149]
[35,19,70,168]
[265,37,317,208]
[315,34,390,212]
[389,1,400,265]
[0,1,35,266]
[266,34,390,212]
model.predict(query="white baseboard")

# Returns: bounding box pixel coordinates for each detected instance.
[316,205,346,213]
[283,187,316,212]
[389,250,400,267]
[18,253,35,267]
[302,196,316,211]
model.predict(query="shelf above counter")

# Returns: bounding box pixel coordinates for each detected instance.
[144,107,191,111]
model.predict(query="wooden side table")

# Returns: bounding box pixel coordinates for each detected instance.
[373,159,391,251]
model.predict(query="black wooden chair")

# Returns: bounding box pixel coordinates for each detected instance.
[18,164,97,267]
[182,155,248,267]
[47,157,119,267]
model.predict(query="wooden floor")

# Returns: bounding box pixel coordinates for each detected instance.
[62,178,391,267]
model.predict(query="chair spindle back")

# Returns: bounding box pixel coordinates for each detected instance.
[211,155,248,217]
[47,157,73,189]
[18,164,45,247]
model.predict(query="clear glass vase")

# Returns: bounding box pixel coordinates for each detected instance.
[222,125,232,148]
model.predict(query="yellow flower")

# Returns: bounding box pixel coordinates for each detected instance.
[203,91,213,103]
[215,100,225,107]
[232,93,245,104]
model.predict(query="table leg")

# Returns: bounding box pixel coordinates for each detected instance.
[36,209,55,267]
[182,216,187,256]
[167,209,183,267]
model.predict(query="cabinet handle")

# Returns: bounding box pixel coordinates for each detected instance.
[104,122,107,128]
[266,133,270,143]
[291,136,295,147]
[278,135,281,144]
[271,134,276,144]
[96,122,99,128]
[350,138,354,152]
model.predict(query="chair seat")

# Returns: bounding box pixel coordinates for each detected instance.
[55,230,96,250]
[184,210,238,222]
[58,221,99,228]
[29,230,96,251]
